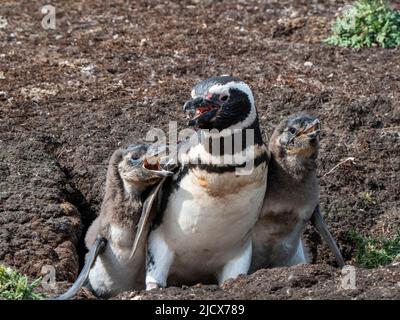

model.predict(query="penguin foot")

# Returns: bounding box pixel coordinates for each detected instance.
[146,282,161,291]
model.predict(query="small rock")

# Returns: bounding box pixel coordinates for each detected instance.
[304,61,313,68]
[0,91,8,100]
[0,71,5,80]
[7,33,16,41]
[81,64,95,77]
[140,38,147,46]
[0,16,7,29]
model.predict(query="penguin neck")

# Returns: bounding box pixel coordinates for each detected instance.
[201,117,264,154]
[103,172,143,229]
[271,151,317,182]
[122,179,148,200]
[179,117,267,169]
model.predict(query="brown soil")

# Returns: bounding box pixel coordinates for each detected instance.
[117,264,400,300]
[0,0,399,299]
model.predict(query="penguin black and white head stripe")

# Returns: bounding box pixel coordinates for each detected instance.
[180,76,267,170]
[183,76,257,132]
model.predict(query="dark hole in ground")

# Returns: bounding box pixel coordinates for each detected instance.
[61,172,98,271]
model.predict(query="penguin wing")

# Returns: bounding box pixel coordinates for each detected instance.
[54,235,107,300]
[129,177,167,260]
[311,205,345,268]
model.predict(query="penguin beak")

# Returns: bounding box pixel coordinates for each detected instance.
[302,118,321,140]
[148,169,174,177]
[143,157,174,177]
[285,118,321,148]
[144,144,176,177]
[183,96,219,126]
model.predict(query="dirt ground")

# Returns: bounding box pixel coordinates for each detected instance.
[0,0,399,299]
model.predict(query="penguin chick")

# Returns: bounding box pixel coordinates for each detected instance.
[83,144,173,298]
[251,114,321,271]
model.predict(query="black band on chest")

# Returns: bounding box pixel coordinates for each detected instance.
[202,118,264,156]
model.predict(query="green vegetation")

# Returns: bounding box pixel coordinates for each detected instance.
[326,0,400,49]
[0,265,45,300]
[350,231,400,268]
[363,191,377,205]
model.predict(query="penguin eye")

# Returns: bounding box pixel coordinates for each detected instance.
[289,127,297,135]
[130,153,141,160]
[219,94,229,102]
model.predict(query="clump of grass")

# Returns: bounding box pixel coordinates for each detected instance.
[362,191,377,205]
[0,265,45,300]
[350,231,400,268]
[326,0,400,49]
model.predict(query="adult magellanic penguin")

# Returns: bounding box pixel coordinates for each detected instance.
[145,76,270,289]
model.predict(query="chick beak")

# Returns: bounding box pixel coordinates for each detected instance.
[303,119,321,140]
[143,157,174,177]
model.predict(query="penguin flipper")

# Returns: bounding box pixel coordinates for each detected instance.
[84,216,102,249]
[311,205,345,268]
[129,177,167,260]
[53,235,107,300]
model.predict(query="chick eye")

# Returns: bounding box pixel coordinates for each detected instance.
[130,154,140,160]
[289,127,297,135]
[219,94,229,102]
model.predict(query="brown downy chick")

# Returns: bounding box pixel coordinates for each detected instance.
[251,114,321,270]
[85,144,173,298]
[55,144,173,299]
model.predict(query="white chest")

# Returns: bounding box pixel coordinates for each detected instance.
[88,224,145,296]
[161,163,268,252]
[108,224,135,258]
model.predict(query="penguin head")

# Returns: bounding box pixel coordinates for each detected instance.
[270,114,320,161]
[118,144,174,188]
[183,76,257,130]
